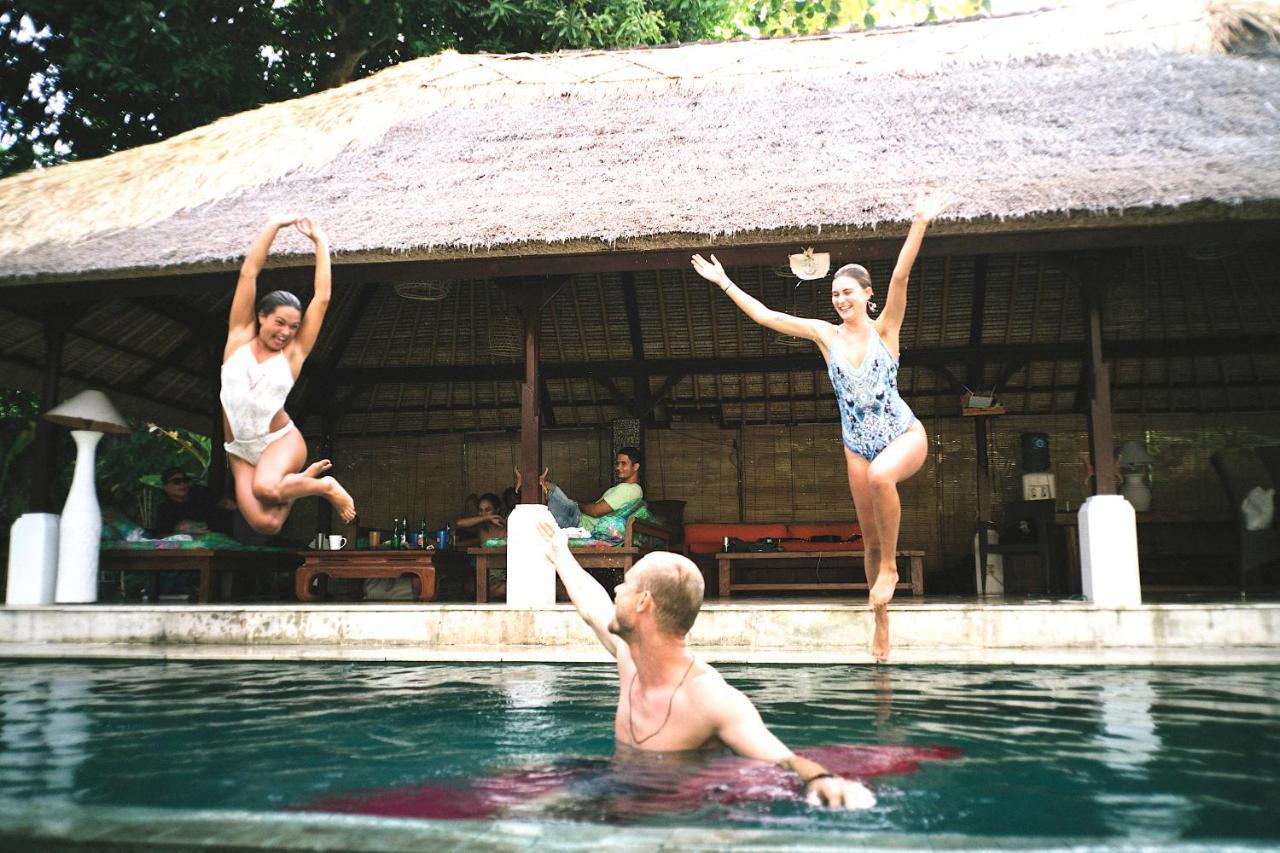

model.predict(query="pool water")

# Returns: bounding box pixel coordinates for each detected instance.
[1,662,1277,846]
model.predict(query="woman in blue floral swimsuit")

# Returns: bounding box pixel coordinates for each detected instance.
[692,192,947,660]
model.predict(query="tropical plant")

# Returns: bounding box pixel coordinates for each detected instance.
[94,420,214,526]
[0,388,39,526]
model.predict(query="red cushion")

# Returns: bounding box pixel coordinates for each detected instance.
[683,523,789,554]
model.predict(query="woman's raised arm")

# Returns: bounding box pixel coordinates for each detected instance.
[878,191,949,337]
[226,214,298,357]
[290,218,331,362]
[691,254,828,343]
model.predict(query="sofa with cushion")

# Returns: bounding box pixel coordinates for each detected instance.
[684,521,862,555]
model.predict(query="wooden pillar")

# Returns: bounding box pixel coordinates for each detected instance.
[29,310,71,513]
[317,410,336,532]
[202,336,229,502]
[975,416,993,523]
[517,280,543,505]
[1053,251,1125,497]
[1080,281,1116,495]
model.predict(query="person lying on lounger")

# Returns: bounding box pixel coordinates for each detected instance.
[515,446,643,534]
[536,517,875,809]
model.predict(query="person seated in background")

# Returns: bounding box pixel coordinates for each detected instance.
[443,492,510,600]
[516,447,644,535]
[151,467,236,538]
[455,493,506,545]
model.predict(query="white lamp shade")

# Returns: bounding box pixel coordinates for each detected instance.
[1116,440,1154,466]
[44,390,130,434]
[788,250,830,280]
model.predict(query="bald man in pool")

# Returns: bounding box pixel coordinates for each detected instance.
[537,519,875,809]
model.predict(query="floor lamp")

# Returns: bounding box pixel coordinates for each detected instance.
[44,390,131,603]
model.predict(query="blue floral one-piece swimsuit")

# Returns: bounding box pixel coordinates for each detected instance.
[828,329,917,461]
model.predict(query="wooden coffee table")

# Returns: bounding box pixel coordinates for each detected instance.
[296,550,437,602]
[716,549,925,597]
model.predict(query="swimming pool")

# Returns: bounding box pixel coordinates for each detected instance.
[1,662,1276,849]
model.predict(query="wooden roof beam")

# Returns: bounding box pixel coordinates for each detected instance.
[332,334,1280,384]
[6,223,1277,303]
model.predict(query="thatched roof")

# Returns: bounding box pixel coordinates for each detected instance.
[1,0,1278,285]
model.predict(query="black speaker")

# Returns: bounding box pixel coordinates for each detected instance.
[1020,432,1050,472]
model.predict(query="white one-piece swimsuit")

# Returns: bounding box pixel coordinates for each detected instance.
[220,343,296,465]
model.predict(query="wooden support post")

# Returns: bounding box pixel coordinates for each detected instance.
[1080,281,1117,496]
[29,309,72,513]
[517,279,544,505]
[619,272,651,425]
[975,416,992,523]
[200,331,228,502]
[1083,287,1115,494]
[1051,252,1125,496]
[965,255,990,392]
[317,411,336,533]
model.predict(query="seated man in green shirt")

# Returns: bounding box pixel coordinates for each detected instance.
[539,446,643,535]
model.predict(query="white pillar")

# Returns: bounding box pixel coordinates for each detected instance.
[1078,494,1142,606]
[55,430,104,604]
[505,503,557,607]
[6,512,60,605]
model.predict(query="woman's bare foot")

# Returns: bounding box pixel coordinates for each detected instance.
[869,564,899,607]
[301,459,333,479]
[321,476,356,523]
[871,604,891,661]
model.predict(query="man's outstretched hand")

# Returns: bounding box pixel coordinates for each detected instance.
[806,776,876,810]
[537,519,571,569]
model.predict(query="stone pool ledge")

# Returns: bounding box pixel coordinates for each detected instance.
[3,799,1277,852]
[0,641,1278,665]
[1,601,1278,665]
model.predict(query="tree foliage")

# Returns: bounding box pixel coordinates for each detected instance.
[738,0,990,36]
[1,0,988,177]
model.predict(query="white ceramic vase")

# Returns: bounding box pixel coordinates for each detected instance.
[55,430,104,603]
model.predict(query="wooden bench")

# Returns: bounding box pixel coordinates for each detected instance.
[99,548,303,603]
[717,549,925,597]
[296,550,436,602]
[467,516,674,603]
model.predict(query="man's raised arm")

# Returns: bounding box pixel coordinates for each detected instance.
[538,519,622,658]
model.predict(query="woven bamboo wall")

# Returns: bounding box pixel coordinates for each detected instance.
[463,428,609,511]
[327,433,465,533]
[287,412,1280,576]
[644,425,742,522]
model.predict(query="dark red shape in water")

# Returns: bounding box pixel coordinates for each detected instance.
[302,745,960,821]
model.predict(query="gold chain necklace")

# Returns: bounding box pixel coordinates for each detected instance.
[627,656,696,746]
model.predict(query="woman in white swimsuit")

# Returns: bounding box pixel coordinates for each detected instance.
[222,214,356,535]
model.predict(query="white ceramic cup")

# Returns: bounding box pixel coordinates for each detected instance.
[327,535,348,550]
